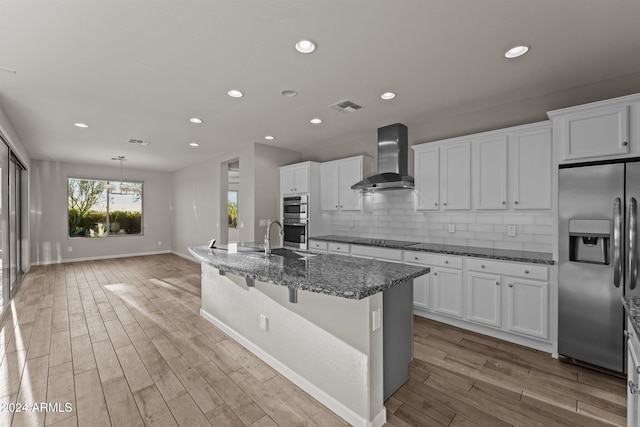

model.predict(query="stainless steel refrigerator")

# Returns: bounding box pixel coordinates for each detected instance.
[559,160,640,373]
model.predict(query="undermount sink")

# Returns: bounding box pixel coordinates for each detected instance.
[270,248,318,259]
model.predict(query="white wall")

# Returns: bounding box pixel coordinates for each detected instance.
[30,159,172,265]
[328,191,553,253]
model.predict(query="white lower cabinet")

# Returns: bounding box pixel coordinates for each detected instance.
[466,272,502,328]
[505,277,548,340]
[407,251,550,349]
[627,318,640,427]
[412,274,431,311]
[433,267,463,318]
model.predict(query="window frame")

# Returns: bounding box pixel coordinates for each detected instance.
[67,175,145,239]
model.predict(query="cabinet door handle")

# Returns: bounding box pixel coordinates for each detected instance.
[623,141,629,146]
[625,330,634,339]
[495,281,500,286]
[508,283,513,288]
[443,202,447,206]
[502,201,506,205]
[434,272,438,276]
[435,202,438,206]
[636,366,640,375]
[514,201,519,205]
[630,381,638,395]
[481,264,486,269]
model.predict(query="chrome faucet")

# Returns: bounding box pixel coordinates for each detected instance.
[264,220,283,256]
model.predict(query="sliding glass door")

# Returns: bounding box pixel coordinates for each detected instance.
[0,136,26,306]
[0,141,7,306]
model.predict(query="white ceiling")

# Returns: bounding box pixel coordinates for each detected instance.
[1,0,640,172]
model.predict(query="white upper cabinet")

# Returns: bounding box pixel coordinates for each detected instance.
[414,147,440,210]
[512,126,552,209]
[320,162,340,211]
[441,141,471,210]
[320,155,372,212]
[280,163,310,196]
[414,121,552,212]
[548,94,640,164]
[473,135,508,210]
[560,105,629,161]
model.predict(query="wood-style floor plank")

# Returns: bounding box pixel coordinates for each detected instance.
[0,254,628,427]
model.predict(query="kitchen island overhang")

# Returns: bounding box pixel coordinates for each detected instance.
[189,245,429,427]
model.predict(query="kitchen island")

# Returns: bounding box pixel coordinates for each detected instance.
[189,244,429,427]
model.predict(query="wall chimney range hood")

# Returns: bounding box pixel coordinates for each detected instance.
[351,123,414,191]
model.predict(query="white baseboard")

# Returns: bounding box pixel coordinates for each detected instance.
[200,308,386,427]
[30,250,172,266]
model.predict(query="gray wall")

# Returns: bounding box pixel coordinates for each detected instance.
[170,143,301,259]
[30,159,172,265]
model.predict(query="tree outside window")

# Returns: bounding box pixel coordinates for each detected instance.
[228,191,238,228]
[68,177,143,238]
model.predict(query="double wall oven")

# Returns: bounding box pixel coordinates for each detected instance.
[283,196,308,249]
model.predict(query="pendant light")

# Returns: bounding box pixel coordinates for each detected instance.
[105,156,140,194]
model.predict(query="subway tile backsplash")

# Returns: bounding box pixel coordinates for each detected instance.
[324,191,553,253]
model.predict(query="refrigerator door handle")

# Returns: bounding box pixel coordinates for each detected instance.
[630,197,638,290]
[613,197,622,288]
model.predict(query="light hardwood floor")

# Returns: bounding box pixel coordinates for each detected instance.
[0,254,626,426]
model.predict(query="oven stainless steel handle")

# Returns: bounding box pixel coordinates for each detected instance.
[613,197,622,288]
[283,201,307,206]
[630,197,638,290]
[283,222,307,226]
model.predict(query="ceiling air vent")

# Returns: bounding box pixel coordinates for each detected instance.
[328,99,363,113]
[128,138,151,146]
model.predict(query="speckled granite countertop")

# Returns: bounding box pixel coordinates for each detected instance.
[188,244,429,300]
[623,296,640,337]
[310,235,555,265]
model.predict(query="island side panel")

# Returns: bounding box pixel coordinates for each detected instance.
[199,264,385,427]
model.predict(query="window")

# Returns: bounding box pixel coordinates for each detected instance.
[228,191,238,229]
[68,177,143,238]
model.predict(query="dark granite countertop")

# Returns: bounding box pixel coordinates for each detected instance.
[623,296,640,337]
[188,244,429,300]
[309,235,555,265]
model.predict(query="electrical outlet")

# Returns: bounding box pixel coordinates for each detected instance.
[239,221,245,228]
[372,309,381,332]
[67,247,73,253]
[259,314,268,331]
[448,223,456,233]
[259,219,266,226]
[507,225,517,237]
[157,241,162,246]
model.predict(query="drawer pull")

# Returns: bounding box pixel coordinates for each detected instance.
[481,264,486,269]
[524,270,530,274]
[443,202,447,206]
[515,201,519,205]
[630,381,638,395]
[434,272,438,276]
[508,284,513,288]
[636,366,640,375]
[502,201,506,205]
[414,256,419,260]
[445,260,449,264]
[435,202,438,206]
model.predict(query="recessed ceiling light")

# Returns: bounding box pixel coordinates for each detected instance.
[74,122,89,128]
[381,92,396,100]
[505,45,529,59]
[264,136,275,141]
[227,89,244,98]
[189,142,200,147]
[281,89,298,97]
[310,118,322,124]
[189,117,203,124]
[295,39,316,54]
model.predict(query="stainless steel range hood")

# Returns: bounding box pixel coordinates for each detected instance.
[351,123,414,191]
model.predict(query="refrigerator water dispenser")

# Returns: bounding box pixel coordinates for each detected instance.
[568,219,610,264]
